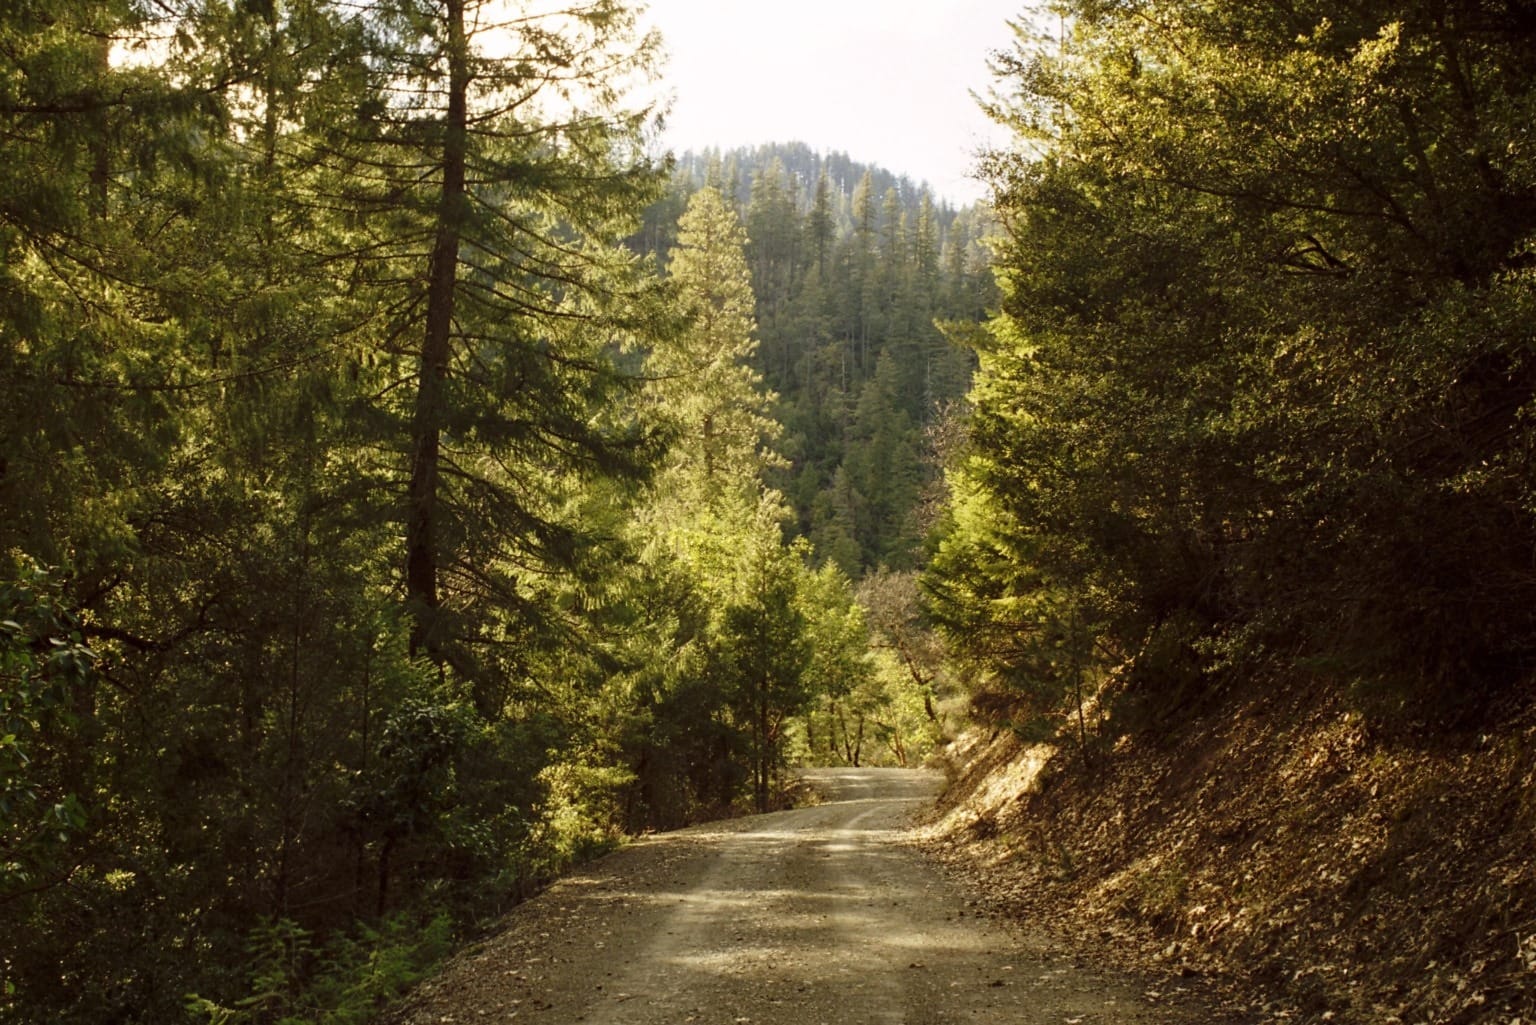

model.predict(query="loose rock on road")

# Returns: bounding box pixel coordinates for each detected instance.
[388,767,1217,1025]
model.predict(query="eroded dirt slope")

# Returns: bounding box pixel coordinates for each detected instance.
[382,768,1225,1025]
[923,684,1536,1025]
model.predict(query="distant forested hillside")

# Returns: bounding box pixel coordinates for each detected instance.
[634,143,997,576]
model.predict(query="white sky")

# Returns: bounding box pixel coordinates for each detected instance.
[638,0,1024,206]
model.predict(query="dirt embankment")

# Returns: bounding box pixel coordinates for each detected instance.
[921,680,1536,1024]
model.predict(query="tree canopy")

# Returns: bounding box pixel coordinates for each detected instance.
[928,0,1536,729]
[634,145,997,576]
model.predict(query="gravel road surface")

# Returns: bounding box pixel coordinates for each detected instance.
[387,767,1214,1025]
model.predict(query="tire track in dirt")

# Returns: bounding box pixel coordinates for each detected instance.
[386,768,1224,1025]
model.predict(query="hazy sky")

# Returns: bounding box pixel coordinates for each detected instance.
[637,1,1023,206]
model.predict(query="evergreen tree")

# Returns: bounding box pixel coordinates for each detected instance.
[930,0,1536,723]
[806,170,836,281]
[639,145,993,577]
[339,0,666,686]
[652,187,780,490]
[625,187,821,823]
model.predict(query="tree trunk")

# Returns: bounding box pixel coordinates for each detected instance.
[376,835,395,918]
[754,682,770,813]
[406,0,470,660]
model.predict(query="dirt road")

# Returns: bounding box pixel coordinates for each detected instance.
[388,768,1216,1025]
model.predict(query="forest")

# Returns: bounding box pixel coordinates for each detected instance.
[918,2,1536,1018]
[5,0,1536,1022]
[0,3,987,1021]
[927,0,1536,726]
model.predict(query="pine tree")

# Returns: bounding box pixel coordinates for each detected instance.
[845,170,880,373]
[337,0,666,683]
[640,145,996,578]
[651,186,780,492]
[805,170,836,281]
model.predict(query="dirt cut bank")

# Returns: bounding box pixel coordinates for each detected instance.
[382,767,1226,1025]
[923,679,1536,1025]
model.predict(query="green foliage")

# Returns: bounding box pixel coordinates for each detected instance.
[352,696,474,870]
[714,501,815,812]
[0,558,93,896]
[187,913,453,1025]
[614,181,931,817]
[794,563,931,768]
[930,0,1536,729]
[340,0,669,674]
[651,187,782,488]
[641,146,996,574]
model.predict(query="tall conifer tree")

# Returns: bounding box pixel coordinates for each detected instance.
[651,186,780,491]
[339,0,666,683]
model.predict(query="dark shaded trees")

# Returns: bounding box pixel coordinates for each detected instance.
[928,0,1536,723]
[0,2,675,1021]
